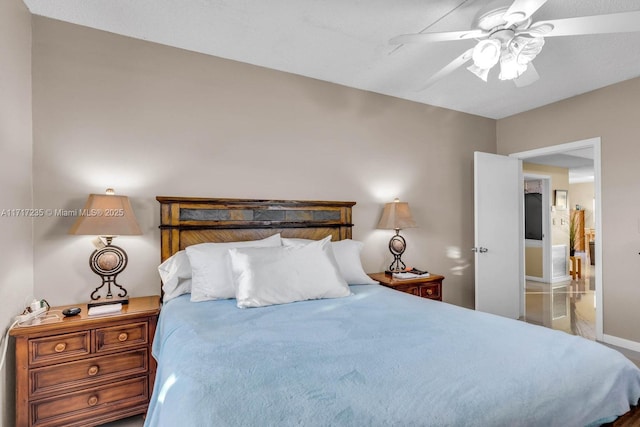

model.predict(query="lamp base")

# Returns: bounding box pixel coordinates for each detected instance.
[89,243,129,301]
[386,257,407,275]
[387,231,407,274]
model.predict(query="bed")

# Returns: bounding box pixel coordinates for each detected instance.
[146,196,640,426]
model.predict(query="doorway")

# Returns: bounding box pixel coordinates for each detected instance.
[509,137,601,341]
[523,175,551,284]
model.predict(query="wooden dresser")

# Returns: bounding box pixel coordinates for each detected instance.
[368,272,444,301]
[10,296,160,427]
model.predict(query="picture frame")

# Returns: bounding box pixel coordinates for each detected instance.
[554,190,568,210]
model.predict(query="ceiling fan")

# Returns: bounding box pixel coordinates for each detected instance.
[390,0,640,88]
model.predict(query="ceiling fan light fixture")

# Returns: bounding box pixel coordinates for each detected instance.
[472,39,502,69]
[510,35,545,65]
[467,63,491,82]
[499,52,528,80]
[392,1,640,89]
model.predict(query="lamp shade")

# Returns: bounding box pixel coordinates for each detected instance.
[68,193,142,236]
[377,199,417,230]
[472,39,501,69]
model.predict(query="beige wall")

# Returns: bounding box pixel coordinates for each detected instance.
[0,1,33,426]
[525,246,543,277]
[31,17,496,310]
[498,77,640,343]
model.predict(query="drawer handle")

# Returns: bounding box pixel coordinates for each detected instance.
[87,395,98,407]
[87,365,99,376]
[54,343,67,353]
[426,289,433,295]
[118,332,128,342]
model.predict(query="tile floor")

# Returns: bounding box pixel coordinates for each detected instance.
[524,251,596,340]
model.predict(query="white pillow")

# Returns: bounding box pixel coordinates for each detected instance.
[282,237,377,285]
[330,239,378,285]
[186,234,282,301]
[230,236,351,308]
[163,278,192,302]
[281,238,313,245]
[158,250,192,301]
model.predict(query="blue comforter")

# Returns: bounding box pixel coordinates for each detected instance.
[145,285,640,426]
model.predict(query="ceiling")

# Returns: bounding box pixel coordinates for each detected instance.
[23,0,640,119]
[525,147,594,183]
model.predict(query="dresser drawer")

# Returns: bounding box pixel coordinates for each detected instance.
[30,376,148,427]
[394,285,420,296]
[29,332,91,366]
[419,284,441,300]
[96,322,148,353]
[30,349,148,397]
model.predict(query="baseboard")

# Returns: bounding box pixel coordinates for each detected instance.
[602,334,640,353]
[551,275,571,283]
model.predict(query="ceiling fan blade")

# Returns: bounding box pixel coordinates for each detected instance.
[390,29,486,45]
[513,63,539,87]
[503,0,549,25]
[533,10,640,37]
[417,48,474,91]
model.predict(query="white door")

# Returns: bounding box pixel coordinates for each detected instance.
[474,152,523,319]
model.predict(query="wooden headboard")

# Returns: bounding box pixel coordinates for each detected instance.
[157,197,356,261]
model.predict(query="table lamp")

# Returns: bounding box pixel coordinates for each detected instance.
[377,198,417,273]
[69,189,142,301]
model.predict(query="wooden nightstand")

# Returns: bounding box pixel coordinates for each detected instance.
[9,296,161,427]
[369,272,445,301]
